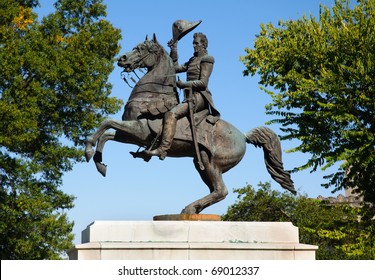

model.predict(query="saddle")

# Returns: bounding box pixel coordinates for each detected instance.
[130,109,218,161]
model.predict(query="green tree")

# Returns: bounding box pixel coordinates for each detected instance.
[0,0,122,259]
[222,182,375,259]
[241,0,375,203]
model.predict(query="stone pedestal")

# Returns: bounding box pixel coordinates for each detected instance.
[67,219,317,260]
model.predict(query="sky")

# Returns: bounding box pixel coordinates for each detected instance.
[35,0,340,245]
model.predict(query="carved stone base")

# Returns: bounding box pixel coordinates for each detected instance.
[67,220,318,260]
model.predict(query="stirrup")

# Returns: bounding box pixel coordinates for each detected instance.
[145,148,167,160]
[130,150,152,162]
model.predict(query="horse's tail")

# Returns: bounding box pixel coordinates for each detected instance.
[245,126,296,195]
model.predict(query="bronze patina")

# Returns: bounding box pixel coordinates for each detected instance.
[85,21,296,214]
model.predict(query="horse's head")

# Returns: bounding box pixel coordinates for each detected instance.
[118,34,164,72]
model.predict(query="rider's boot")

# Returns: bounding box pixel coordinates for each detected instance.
[146,111,177,160]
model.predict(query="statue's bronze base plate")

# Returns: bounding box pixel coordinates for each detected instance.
[153,214,221,221]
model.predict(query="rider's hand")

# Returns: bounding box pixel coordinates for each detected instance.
[177,80,188,89]
[167,39,178,48]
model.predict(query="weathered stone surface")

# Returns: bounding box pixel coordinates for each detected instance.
[67,220,318,260]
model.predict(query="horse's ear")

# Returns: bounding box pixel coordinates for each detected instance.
[145,34,149,41]
[152,33,158,43]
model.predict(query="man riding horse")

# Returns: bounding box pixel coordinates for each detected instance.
[146,20,220,160]
[85,20,296,214]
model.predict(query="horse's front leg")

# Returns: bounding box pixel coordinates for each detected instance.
[85,119,118,162]
[92,131,117,176]
[93,129,133,176]
[86,119,152,175]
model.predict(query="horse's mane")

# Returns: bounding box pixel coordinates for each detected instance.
[143,38,174,74]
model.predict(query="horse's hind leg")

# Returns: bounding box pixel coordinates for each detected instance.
[181,150,228,214]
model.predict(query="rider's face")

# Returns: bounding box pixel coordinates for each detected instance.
[193,37,204,53]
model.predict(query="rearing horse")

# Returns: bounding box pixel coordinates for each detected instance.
[85,34,296,214]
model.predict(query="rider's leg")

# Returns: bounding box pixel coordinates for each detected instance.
[146,103,187,160]
[146,93,207,160]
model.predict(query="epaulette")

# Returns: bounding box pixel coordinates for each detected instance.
[201,55,215,64]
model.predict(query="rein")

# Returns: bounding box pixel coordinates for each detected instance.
[120,41,177,88]
[121,70,178,89]
[121,70,138,88]
[121,49,153,88]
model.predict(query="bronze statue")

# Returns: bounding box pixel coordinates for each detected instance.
[85,21,296,214]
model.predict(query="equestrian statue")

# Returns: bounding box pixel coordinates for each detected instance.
[85,20,296,214]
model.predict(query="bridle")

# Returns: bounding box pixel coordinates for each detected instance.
[121,41,160,88]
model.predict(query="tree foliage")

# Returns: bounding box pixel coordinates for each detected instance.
[0,0,122,259]
[223,182,375,260]
[241,0,375,203]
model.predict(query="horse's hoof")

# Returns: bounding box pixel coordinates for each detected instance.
[85,149,95,162]
[95,162,107,177]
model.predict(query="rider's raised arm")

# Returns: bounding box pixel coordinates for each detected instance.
[169,42,189,74]
[169,41,179,65]
[169,41,188,74]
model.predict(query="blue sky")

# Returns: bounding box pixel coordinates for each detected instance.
[36,0,339,244]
